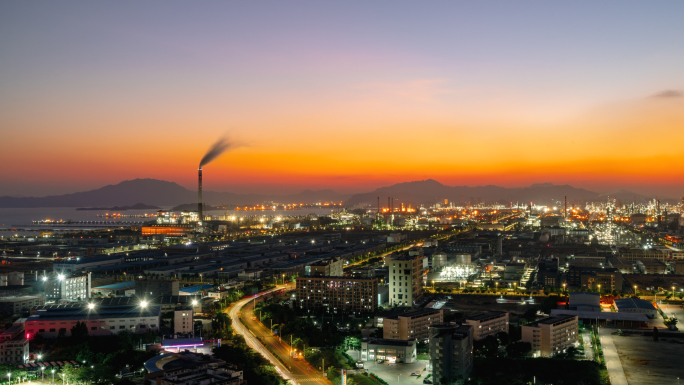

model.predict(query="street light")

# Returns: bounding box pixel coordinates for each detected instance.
[140,301,148,308]
[51,370,55,385]
[41,367,45,381]
[87,303,95,310]
[7,372,11,385]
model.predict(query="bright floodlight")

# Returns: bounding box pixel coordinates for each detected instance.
[57,274,65,280]
[140,301,148,308]
[87,303,95,310]
[42,276,47,281]
[192,300,198,305]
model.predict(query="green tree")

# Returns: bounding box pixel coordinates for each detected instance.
[70,321,89,345]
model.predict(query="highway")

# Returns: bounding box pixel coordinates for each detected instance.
[227,285,331,385]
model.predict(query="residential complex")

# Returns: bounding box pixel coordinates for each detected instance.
[382,308,443,341]
[295,276,378,314]
[464,311,509,341]
[305,257,343,276]
[522,314,579,358]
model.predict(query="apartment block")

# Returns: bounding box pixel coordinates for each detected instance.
[522,314,578,357]
[383,308,443,341]
[174,307,194,335]
[0,295,46,316]
[464,311,509,340]
[295,276,378,314]
[0,324,29,364]
[389,254,424,306]
[428,323,474,385]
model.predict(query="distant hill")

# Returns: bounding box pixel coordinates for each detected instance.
[0,179,352,208]
[76,203,160,211]
[0,178,670,208]
[345,179,618,207]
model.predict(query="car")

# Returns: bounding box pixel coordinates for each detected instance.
[423,380,432,384]
[252,316,257,320]
[411,373,420,376]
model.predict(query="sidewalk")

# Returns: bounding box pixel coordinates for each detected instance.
[599,327,628,385]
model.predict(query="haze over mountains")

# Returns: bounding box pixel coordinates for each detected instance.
[0,178,663,209]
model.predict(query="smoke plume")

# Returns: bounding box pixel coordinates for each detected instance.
[199,136,233,167]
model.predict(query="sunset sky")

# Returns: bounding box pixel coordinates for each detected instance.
[2,1,684,198]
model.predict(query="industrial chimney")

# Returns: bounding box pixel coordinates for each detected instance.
[198,168,203,224]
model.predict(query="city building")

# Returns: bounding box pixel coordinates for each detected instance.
[174,308,194,335]
[613,298,657,318]
[0,295,46,316]
[568,292,601,312]
[295,276,378,314]
[0,272,24,286]
[428,323,474,385]
[0,324,29,364]
[136,278,180,298]
[568,266,623,292]
[44,272,91,301]
[522,314,579,357]
[305,257,343,276]
[388,254,424,306]
[464,311,509,340]
[360,338,416,363]
[25,304,161,338]
[144,351,242,385]
[635,259,667,274]
[382,308,443,341]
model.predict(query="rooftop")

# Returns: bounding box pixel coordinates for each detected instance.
[386,308,442,320]
[465,311,508,322]
[27,305,161,321]
[365,338,415,347]
[550,309,649,322]
[614,298,656,310]
[92,281,136,290]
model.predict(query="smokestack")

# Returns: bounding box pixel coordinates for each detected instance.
[198,168,203,224]
[388,197,390,212]
[564,196,567,218]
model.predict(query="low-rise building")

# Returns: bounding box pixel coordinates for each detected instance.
[382,308,443,341]
[144,351,242,385]
[136,278,180,298]
[305,258,343,276]
[295,276,378,314]
[568,292,601,312]
[0,324,29,364]
[613,298,657,318]
[361,338,416,364]
[0,295,46,316]
[522,314,578,358]
[464,311,509,340]
[25,305,161,338]
[92,281,136,297]
[636,259,667,275]
[428,323,473,385]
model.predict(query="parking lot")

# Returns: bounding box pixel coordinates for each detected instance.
[612,333,684,385]
[358,359,431,384]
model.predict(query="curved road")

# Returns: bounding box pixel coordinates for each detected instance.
[227,285,330,385]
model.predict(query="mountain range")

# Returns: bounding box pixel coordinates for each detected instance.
[0,178,663,209]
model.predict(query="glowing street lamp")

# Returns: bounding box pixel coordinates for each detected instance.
[87,303,95,310]
[7,372,11,385]
[140,301,148,309]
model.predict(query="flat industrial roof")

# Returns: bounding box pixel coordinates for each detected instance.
[365,338,415,347]
[27,305,160,321]
[92,281,136,290]
[550,309,649,322]
[180,284,213,293]
[614,298,656,310]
